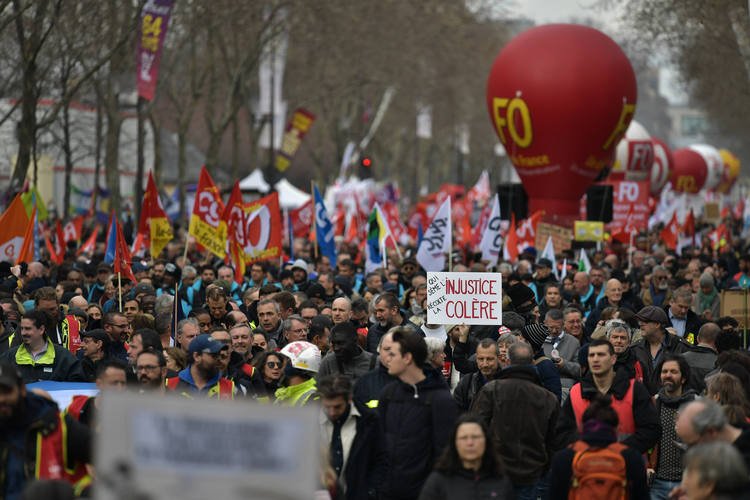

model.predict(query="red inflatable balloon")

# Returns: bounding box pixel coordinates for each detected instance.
[486,24,637,216]
[671,148,707,194]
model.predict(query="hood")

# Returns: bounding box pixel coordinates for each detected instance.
[657,388,697,406]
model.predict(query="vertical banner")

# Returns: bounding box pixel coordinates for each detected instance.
[136,0,174,101]
[606,180,650,234]
[275,108,316,172]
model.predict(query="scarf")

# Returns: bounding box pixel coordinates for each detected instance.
[697,287,718,312]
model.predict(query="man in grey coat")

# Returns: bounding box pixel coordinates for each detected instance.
[317,321,373,384]
[541,308,580,403]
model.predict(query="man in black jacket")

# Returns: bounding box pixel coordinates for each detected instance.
[353,330,396,409]
[318,374,378,500]
[376,326,457,500]
[453,338,500,411]
[472,342,559,499]
[365,292,417,354]
[663,288,703,345]
[631,305,691,395]
[0,360,91,496]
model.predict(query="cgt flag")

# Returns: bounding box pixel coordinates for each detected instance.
[417,197,451,272]
[313,185,337,268]
[188,166,226,258]
[139,171,173,258]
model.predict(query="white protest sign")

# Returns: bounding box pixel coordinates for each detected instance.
[95,391,318,500]
[426,272,503,326]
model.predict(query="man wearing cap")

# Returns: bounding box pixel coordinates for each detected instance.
[0,360,92,496]
[79,328,111,381]
[632,305,690,395]
[397,257,419,291]
[87,263,111,303]
[0,310,86,383]
[165,334,236,398]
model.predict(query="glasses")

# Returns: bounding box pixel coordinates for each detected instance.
[136,365,161,372]
[266,361,281,369]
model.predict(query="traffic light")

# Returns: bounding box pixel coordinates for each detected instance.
[360,156,372,168]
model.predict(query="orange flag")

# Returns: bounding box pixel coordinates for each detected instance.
[77,226,99,257]
[0,195,30,263]
[503,214,519,262]
[17,206,36,264]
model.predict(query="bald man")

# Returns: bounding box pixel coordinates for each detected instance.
[331,297,353,325]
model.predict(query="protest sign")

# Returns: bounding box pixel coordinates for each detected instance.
[535,222,573,251]
[574,221,604,242]
[96,392,318,500]
[27,381,97,410]
[606,180,650,233]
[426,272,503,325]
[721,289,750,331]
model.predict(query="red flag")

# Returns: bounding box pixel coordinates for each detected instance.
[63,216,84,243]
[516,210,544,250]
[45,233,63,265]
[138,171,173,258]
[611,206,637,244]
[503,214,519,262]
[289,199,314,239]
[708,223,728,251]
[54,220,65,257]
[0,195,30,263]
[682,208,695,237]
[77,226,99,256]
[223,182,247,284]
[114,220,136,282]
[189,166,226,258]
[733,199,744,221]
[17,206,36,264]
[660,212,679,251]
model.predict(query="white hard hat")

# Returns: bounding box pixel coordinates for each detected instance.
[279,341,321,374]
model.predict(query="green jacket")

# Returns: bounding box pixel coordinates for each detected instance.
[274,378,318,407]
[0,339,86,383]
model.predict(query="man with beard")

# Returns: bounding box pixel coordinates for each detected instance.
[365,292,417,354]
[0,361,91,496]
[453,339,500,411]
[0,310,85,382]
[317,322,373,384]
[641,265,672,308]
[165,334,236,399]
[648,354,697,499]
[135,349,167,392]
[211,328,257,394]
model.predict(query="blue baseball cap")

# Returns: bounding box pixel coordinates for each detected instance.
[188,334,228,356]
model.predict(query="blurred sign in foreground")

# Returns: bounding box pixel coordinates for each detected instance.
[95,392,318,500]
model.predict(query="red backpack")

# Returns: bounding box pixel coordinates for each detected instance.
[568,440,628,500]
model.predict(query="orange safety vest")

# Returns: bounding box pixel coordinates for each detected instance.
[35,413,89,484]
[570,379,636,440]
[165,376,235,399]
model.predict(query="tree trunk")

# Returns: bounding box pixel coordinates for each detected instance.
[62,100,73,217]
[177,131,186,225]
[104,107,122,215]
[93,100,103,215]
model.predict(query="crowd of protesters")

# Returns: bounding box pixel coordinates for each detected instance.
[1,216,750,500]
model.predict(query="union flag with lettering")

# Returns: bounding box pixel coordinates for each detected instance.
[189,166,226,258]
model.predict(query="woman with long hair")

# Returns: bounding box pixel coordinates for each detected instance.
[418,414,513,499]
[246,350,284,402]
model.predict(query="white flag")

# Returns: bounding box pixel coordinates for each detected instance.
[479,194,502,267]
[417,197,452,272]
[540,236,558,280]
[578,248,592,273]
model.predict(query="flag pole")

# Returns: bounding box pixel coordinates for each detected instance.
[311,181,318,260]
[182,230,190,265]
[448,249,453,272]
[117,272,123,312]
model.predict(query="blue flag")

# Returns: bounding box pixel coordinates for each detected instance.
[104,213,117,264]
[313,185,337,268]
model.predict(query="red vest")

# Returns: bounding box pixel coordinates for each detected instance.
[166,376,235,399]
[35,413,88,484]
[570,379,636,439]
[65,395,92,422]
